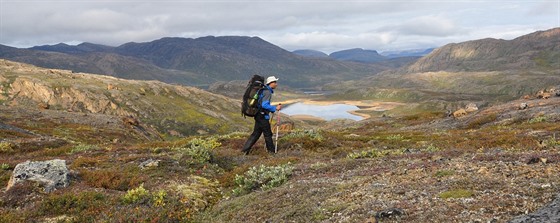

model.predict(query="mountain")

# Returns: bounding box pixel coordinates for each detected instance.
[406,28,560,73]
[380,48,434,58]
[325,28,560,110]
[30,42,114,54]
[329,48,387,63]
[292,49,329,58]
[0,36,390,88]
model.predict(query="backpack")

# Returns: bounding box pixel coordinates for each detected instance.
[241,75,265,117]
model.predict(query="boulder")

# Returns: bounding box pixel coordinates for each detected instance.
[537,90,551,99]
[6,159,70,192]
[465,103,478,112]
[453,109,467,118]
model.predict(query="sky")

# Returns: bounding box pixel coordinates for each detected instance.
[1,0,559,53]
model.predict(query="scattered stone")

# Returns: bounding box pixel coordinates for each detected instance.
[139,159,160,169]
[375,208,405,220]
[453,109,467,118]
[345,133,361,138]
[527,157,547,165]
[465,103,479,112]
[38,102,49,110]
[122,115,139,126]
[519,103,528,110]
[168,130,183,137]
[537,91,551,99]
[7,159,70,192]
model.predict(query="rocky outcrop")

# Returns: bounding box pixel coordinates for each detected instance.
[7,159,70,192]
[509,193,560,223]
[0,59,252,137]
[407,28,560,73]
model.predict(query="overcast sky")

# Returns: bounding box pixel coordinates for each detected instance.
[1,0,559,53]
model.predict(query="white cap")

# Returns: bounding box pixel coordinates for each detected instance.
[266,76,279,85]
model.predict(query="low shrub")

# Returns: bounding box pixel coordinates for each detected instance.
[169,176,221,214]
[528,116,547,124]
[0,142,14,153]
[38,191,107,216]
[0,163,10,170]
[71,156,99,168]
[175,137,221,165]
[347,148,403,159]
[232,163,294,196]
[81,169,142,191]
[282,129,324,141]
[122,184,150,205]
[188,137,221,150]
[386,134,404,141]
[68,144,99,154]
[439,189,474,199]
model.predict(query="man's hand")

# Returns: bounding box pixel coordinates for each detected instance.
[276,103,282,111]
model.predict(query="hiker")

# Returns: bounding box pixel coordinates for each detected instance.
[241,76,282,155]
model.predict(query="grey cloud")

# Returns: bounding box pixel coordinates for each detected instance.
[0,0,558,51]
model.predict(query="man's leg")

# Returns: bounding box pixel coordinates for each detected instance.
[241,118,263,155]
[259,116,275,153]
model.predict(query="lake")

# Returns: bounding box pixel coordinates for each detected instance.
[280,102,364,121]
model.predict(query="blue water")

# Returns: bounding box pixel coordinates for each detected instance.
[280,102,363,121]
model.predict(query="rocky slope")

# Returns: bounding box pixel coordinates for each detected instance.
[0,59,252,139]
[406,28,560,73]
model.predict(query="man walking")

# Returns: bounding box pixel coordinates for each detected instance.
[242,76,282,155]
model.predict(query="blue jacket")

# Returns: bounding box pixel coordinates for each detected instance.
[259,85,276,120]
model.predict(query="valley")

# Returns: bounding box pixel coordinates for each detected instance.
[0,27,559,222]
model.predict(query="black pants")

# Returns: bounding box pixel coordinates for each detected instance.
[242,113,275,154]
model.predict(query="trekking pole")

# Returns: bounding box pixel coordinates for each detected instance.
[266,112,274,151]
[275,104,281,153]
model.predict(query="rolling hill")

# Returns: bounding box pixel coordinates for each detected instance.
[0,59,253,139]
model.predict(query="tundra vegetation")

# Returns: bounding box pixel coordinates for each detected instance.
[0,44,560,222]
[1,94,559,222]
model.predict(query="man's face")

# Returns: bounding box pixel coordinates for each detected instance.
[269,81,278,89]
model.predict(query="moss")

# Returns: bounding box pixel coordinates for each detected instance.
[434,170,455,178]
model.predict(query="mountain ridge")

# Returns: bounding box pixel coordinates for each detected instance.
[406,28,560,73]
[0,36,390,88]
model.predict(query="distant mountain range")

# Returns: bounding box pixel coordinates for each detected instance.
[292,48,434,63]
[1,28,557,91]
[0,37,399,88]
